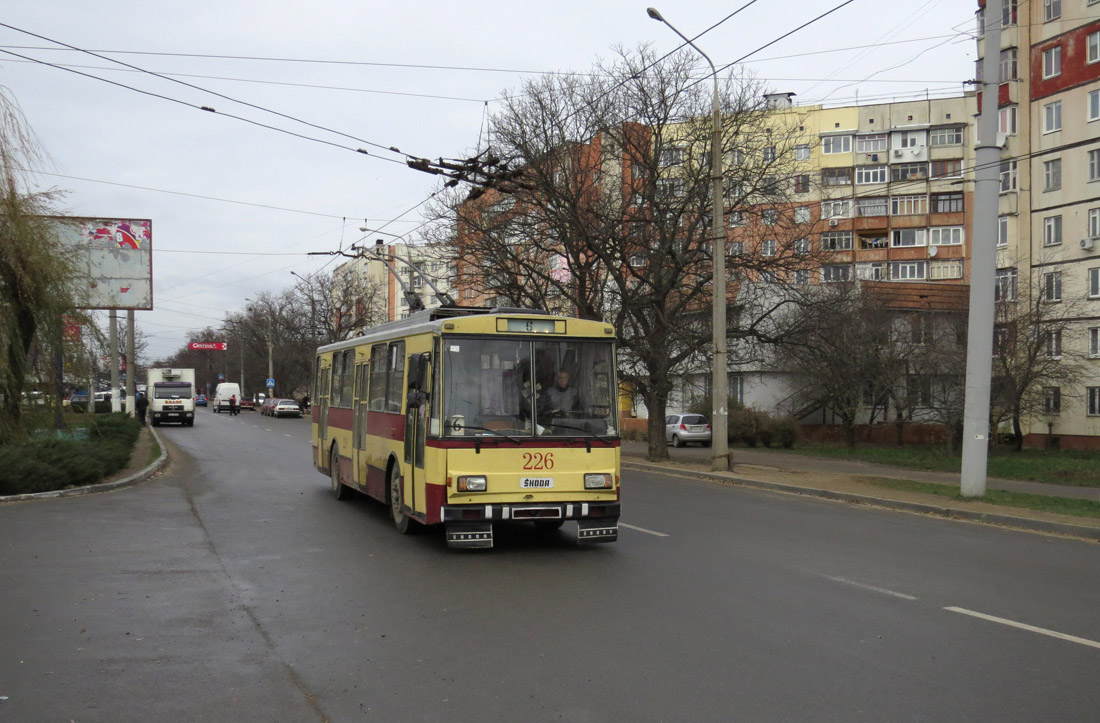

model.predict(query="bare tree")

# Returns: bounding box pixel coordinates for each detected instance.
[0,87,83,438]
[991,268,1089,451]
[429,46,822,458]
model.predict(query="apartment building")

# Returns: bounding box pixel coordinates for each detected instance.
[332,241,456,324]
[977,0,1100,448]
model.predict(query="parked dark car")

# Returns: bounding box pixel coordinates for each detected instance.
[260,397,279,416]
[238,397,255,412]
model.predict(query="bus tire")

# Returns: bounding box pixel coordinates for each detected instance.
[330,445,352,500]
[389,465,414,534]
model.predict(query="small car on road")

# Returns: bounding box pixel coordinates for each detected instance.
[238,397,255,412]
[271,399,301,418]
[194,394,208,407]
[665,413,712,448]
[260,397,278,416]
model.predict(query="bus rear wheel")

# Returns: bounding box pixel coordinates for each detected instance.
[331,446,352,500]
[389,466,414,534]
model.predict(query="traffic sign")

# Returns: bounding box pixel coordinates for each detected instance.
[266,378,275,388]
[189,341,227,351]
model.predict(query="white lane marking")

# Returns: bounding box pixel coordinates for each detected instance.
[827,576,917,600]
[265,428,273,432]
[945,606,1100,650]
[284,434,292,437]
[619,522,669,537]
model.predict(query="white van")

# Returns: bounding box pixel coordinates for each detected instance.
[213,382,242,413]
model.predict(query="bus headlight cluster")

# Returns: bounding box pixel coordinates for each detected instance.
[584,473,614,490]
[457,475,487,492]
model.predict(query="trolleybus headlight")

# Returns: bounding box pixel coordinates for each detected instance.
[584,473,614,489]
[457,475,487,492]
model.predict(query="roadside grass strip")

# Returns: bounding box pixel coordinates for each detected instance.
[858,476,1100,520]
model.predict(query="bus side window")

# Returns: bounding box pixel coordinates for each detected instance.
[386,341,405,413]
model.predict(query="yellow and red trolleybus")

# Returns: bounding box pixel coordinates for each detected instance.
[311,306,620,549]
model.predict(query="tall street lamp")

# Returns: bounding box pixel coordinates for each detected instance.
[647,7,728,471]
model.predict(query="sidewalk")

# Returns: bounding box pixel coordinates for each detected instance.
[620,441,1100,540]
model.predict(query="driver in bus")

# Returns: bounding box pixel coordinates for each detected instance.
[543,370,581,417]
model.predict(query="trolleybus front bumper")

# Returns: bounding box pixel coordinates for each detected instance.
[442,501,620,549]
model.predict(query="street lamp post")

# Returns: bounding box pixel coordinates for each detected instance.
[648,7,728,471]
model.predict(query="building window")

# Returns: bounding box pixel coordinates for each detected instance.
[1045,329,1063,358]
[856,197,888,217]
[898,131,923,148]
[1043,0,1061,21]
[1089,208,1100,240]
[794,238,811,255]
[891,260,927,281]
[856,262,887,280]
[794,174,810,194]
[856,134,888,153]
[822,167,852,186]
[930,260,963,280]
[729,149,745,167]
[1088,267,1100,298]
[821,231,853,251]
[1042,158,1060,190]
[891,194,927,215]
[657,177,685,198]
[794,206,811,224]
[930,127,963,146]
[762,209,778,225]
[1088,387,1100,416]
[930,227,964,246]
[996,268,1018,301]
[794,269,810,285]
[822,265,852,283]
[932,192,964,213]
[630,254,646,267]
[1043,101,1062,133]
[729,241,744,256]
[762,146,776,163]
[1090,150,1100,181]
[930,160,964,179]
[1090,327,1100,357]
[1002,0,1018,26]
[856,165,887,184]
[998,106,1018,135]
[998,216,1009,247]
[463,287,477,299]
[892,163,927,181]
[1043,270,1062,302]
[1000,161,1018,192]
[795,144,810,161]
[1089,90,1099,122]
[1043,387,1061,415]
[1042,46,1062,78]
[999,48,1018,82]
[761,239,777,256]
[859,234,888,249]
[822,135,852,154]
[658,146,684,167]
[729,211,744,227]
[891,228,927,247]
[1089,31,1100,64]
[821,200,851,218]
[1043,215,1062,246]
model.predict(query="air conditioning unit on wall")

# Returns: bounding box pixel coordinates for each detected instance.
[829,219,839,227]
[1082,238,1096,252]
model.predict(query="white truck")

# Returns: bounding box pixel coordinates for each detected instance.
[146,368,196,427]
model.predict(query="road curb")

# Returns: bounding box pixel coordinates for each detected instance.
[622,459,1100,542]
[0,425,169,504]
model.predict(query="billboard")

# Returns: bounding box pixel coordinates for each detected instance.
[51,218,153,310]
[189,342,227,351]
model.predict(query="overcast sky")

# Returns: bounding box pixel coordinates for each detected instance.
[2,0,976,360]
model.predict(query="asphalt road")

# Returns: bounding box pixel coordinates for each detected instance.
[1,408,1098,722]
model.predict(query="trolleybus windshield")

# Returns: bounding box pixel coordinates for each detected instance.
[441,337,616,438]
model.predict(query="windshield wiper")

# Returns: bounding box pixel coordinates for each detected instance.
[538,421,616,450]
[448,423,523,445]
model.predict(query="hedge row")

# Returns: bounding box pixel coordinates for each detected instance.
[0,414,142,496]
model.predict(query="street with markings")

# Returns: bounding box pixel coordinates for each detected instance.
[1,407,1097,721]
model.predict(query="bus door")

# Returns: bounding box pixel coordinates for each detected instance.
[352,360,368,488]
[317,361,331,468]
[403,352,430,514]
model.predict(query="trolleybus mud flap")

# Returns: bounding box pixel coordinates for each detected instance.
[577,519,618,544]
[446,522,494,549]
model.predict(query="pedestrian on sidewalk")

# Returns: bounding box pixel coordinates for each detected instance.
[229,394,238,416]
[135,392,149,426]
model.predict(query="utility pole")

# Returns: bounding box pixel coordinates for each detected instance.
[960,0,1003,497]
[126,310,136,417]
[109,310,121,413]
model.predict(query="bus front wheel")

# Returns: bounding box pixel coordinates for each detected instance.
[389,466,414,534]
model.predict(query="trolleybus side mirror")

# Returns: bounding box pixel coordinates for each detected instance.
[407,352,430,392]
